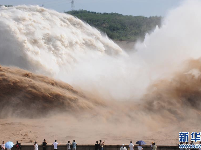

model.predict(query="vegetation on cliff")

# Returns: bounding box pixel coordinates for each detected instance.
[67,10,161,41]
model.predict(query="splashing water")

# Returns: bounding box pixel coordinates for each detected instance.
[0,5,123,73]
[1,0,201,102]
[0,5,146,100]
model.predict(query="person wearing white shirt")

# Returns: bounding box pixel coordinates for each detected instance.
[53,140,59,150]
[1,141,5,150]
[120,144,127,150]
[138,145,143,150]
[67,141,71,150]
[129,141,134,150]
[34,142,38,150]
[152,142,157,150]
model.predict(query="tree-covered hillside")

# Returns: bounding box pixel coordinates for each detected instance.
[67,10,162,41]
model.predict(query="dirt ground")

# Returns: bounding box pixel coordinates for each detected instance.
[0,116,191,146]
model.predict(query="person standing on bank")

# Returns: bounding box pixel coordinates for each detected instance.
[100,141,104,150]
[99,140,105,150]
[16,141,21,150]
[43,139,47,150]
[67,141,71,150]
[120,144,127,150]
[137,144,143,150]
[53,140,58,150]
[99,140,102,150]
[152,142,157,150]
[34,142,38,150]
[95,141,99,150]
[129,141,134,150]
[72,140,77,150]
[1,141,5,150]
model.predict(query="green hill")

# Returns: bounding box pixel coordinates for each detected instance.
[67,10,162,41]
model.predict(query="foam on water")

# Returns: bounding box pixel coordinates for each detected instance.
[0,5,123,74]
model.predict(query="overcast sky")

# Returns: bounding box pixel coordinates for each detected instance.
[0,0,184,16]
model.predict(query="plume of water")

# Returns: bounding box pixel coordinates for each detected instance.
[1,0,201,101]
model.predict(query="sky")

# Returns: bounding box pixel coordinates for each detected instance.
[0,0,184,16]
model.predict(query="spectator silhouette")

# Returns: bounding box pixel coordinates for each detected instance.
[95,141,99,150]
[16,141,21,150]
[43,139,47,150]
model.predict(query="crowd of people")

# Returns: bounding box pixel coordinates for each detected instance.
[118,141,157,150]
[37,139,77,150]
[1,139,157,150]
[0,141,21,150]
[95,140,105,150]
[0,139,77,150]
